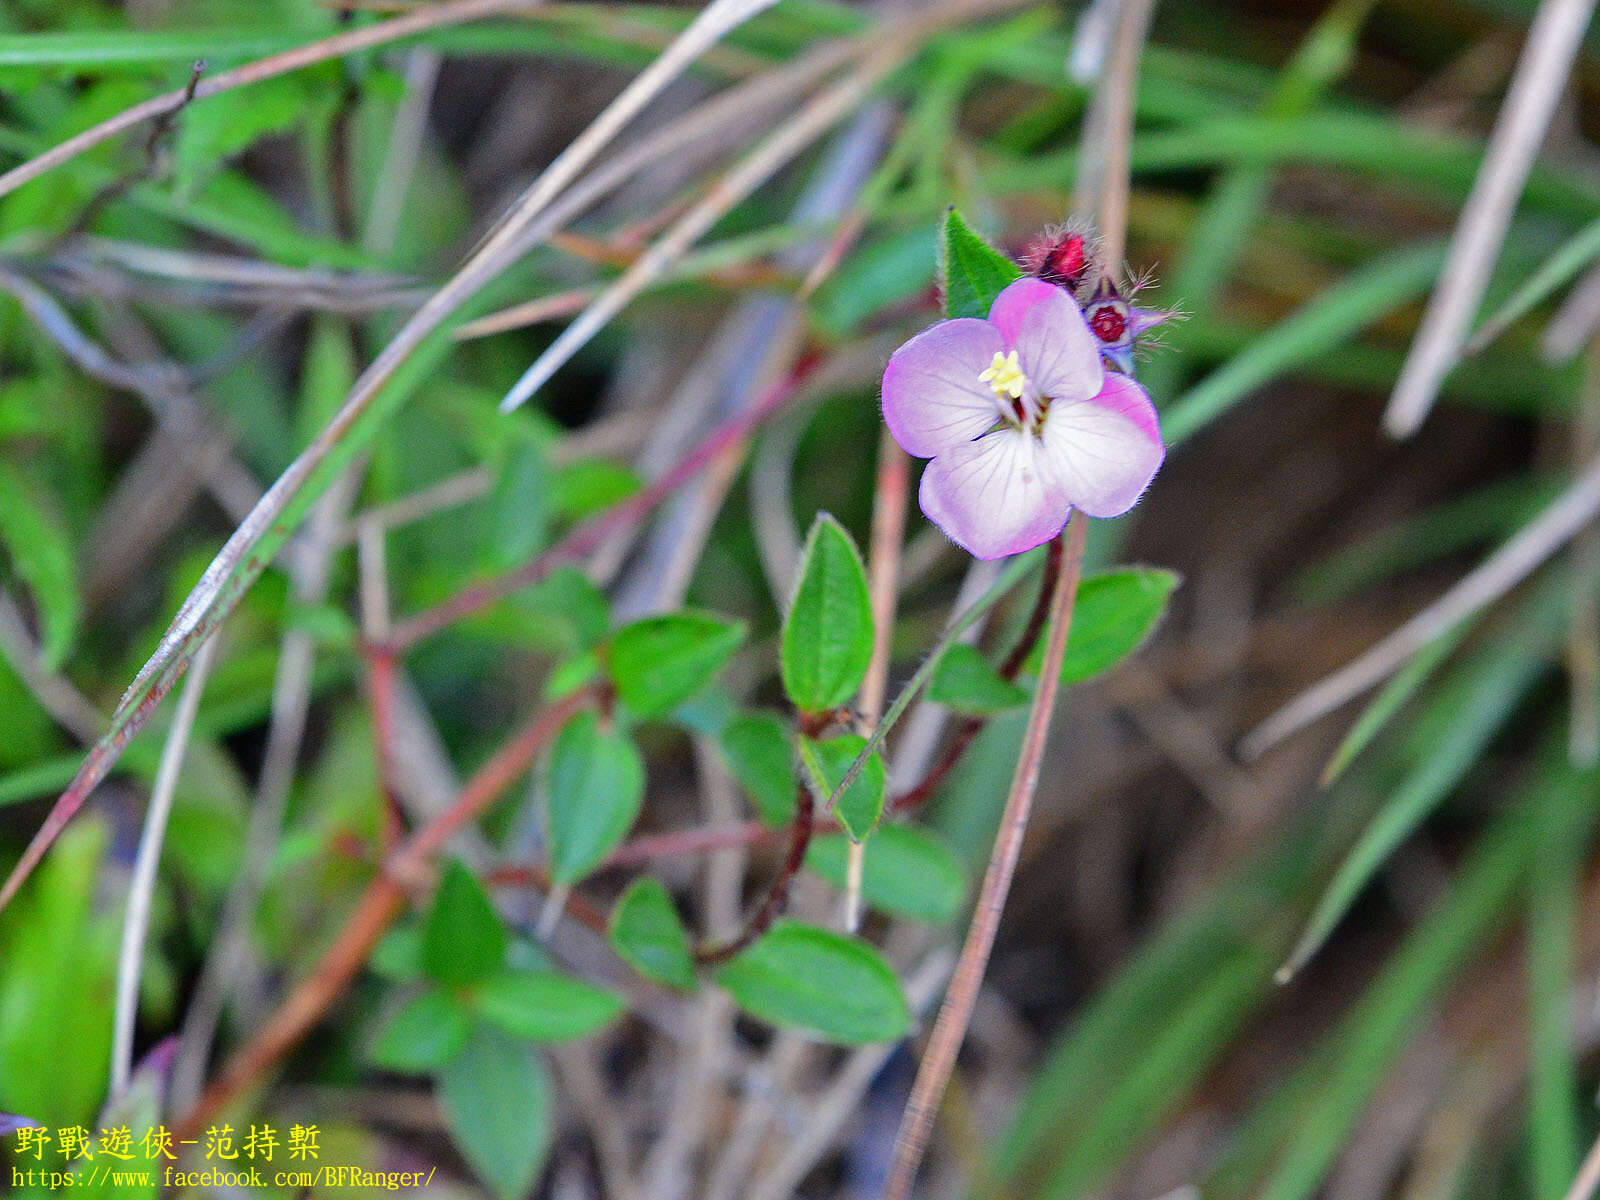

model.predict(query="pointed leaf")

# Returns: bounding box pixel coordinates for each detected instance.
[781,514,873,715]
[546,711,645,885]
[800,734,885,841]
[370,987,471,1072]
[715,920,909,1044]
[474,969,625,1042]
[940,208,1022,320]
[609,877,697,991]
[0,459,78,669]
[928,643,1029,714]
[437,1025,551,1200]
[608,610,746,717]
[1028,568,1180,684]
[718,712,797,828]
[806,825,966,923]
[422,861,507,987]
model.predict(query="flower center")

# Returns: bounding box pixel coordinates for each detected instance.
[979,349,1028,402]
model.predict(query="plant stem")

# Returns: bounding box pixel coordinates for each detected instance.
[693,786,815,966]
[882,510,1090,1200]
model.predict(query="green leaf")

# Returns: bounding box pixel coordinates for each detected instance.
[940,207,1022,320]
[800,735,886,841]
[422,861,507,988]
[715,921,910,1044]
[553,458,641,520]
[370,987,471,1072]
[473,969,625,1042]
[609,877,697,991]
[437,1025,551,1200]
[545,711,645,885]
[1029,568,1179,684]
[928,643,1029,714]
[370,925,423,982]
[718,712,797,828]
[0,459,78,669]
[484,440,551,570]
[806,825,966,923]
[781,514,874,715]
[608,611,746,718]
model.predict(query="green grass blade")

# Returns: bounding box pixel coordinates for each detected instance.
[1280,571,1569,979]
[1164,243,1446,445]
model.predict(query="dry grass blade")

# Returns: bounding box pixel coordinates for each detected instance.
[1382,0,1597,438]
[0,0,785,915]
[499,49,900,411]
[109,632,218,1098]
[1241,449,1600,758]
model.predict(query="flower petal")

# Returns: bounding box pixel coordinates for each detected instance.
[1040,371,1164,518]
[881,318,1005,458]
[987,278,1103,402]
[919,429,1073,560]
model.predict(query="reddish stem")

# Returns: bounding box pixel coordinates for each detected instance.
[692,785,815,966]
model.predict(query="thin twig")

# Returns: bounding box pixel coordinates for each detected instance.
[1241,448,1600,758]
[170,472,359,1112]
[110,633,219,1097]
[693,786,815,966]
[1383,0,1599,438]
[882,510,1089,1200]
[59,60,205,244]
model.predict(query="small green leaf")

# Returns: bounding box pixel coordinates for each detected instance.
[609,878,697,991]
[484,440,550,570]
[370,925,423,982]
[715,921,910,1044]
[1029,568,1180,683]
[370,987,471,1072]
[608,611,746,718]
[437,1025,551,1200]
[523,567,611,650]
[0,459,78,669]
[800,734,886,841]
[546,711,645,885]
[781,514,874,715]
[474,969,625,1042]
[422,861,507,988]
[928,643,1029,714]
[940,208,1022,320]
[719,713,797,828]
[806,825,966,923]
[553,458,641,520]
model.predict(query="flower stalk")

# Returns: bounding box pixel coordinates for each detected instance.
[882,508,1091,1200]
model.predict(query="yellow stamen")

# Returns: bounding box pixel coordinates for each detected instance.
[978,349,1027,401]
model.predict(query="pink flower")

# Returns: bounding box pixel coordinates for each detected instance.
[881,278,1165,560]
